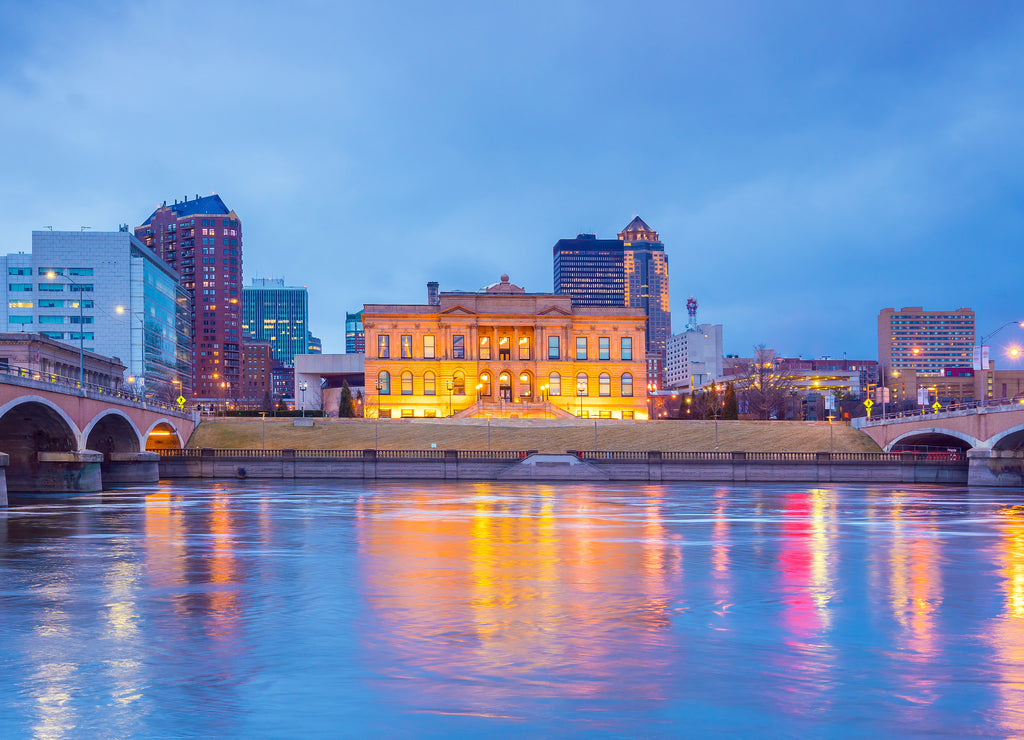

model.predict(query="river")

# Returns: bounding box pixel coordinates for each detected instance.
[2,481,1024,737]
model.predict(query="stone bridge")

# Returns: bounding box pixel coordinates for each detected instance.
[853,398,1024,487]
[0,373,195,502]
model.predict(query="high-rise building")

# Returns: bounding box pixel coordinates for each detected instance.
[1,229,192,400]
[135,194,242,399]
[241,339,273,405]
[241,278,310,366]
[307,333,322,355]
[346,310,365,354]
[878,307,975,376]
[665,299,723,390]
[552,216,671,387]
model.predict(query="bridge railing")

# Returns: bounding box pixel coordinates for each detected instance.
[0,362,190,417]
[865,394,1024,423]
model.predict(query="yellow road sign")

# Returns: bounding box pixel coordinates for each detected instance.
[176,395,186,410]
[932,401,941,413]
[864,399,874,408]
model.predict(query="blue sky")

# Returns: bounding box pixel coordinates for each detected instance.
[2,1,1023,359]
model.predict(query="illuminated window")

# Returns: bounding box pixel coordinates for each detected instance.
[453,371,466,395]
[480,336,491,360]
[401,335,412,358]
[400,409,414,418]
[519,336,531,361]
[576,337,587,360]
[548,336,559,360]
[424,371,436,395]
[377,370,391,395]
[621,373,633,397]
[401,371,413,395]
[479,372,491,396]
[378,334,390,359]
[576,372,589,396]
[549,372,561,396]
[498,336,511,361]
[599,337,610,360]
[453,335,465,359]
[621,337,632,361]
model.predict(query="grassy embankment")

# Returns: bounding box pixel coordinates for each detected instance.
[188,418,881,454]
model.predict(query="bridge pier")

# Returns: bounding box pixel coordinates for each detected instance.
[968,449,1024,488]
[0,452,8,506]
[5,450,105,494]
[102,451,160,487]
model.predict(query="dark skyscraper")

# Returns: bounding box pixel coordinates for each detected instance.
[553,216,671,386]
[136,193,242,399]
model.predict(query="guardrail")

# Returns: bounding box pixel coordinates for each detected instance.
[161,448,537,460]
[0,362,190,416]
[863,394,1024,424]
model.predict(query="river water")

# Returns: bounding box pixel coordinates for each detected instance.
[2,481,1024,737]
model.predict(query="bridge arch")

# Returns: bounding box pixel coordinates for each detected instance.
[885,427,981,453]
[0,395,83,482]
[989,423,1024,452]
[82,410,143,456]
[143,418,184,450]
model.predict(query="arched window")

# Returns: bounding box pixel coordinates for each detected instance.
[479,372,491,396]
[424,371,436,396]
[518,370,533,398]
[599,373,611,397]
[576,372,589,396]
[401,370,413,395]
[498,371,513,401]
[548,372,561,397]
[453,371,466,395]
[621,372,633,397]
[377,370,390,396]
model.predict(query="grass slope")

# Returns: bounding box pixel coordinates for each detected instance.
[188,418,881,453]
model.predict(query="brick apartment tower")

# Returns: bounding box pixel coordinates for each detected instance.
[136,194,243,399]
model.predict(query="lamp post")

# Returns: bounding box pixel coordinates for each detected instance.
[46,271,84,394]
[977,320,1024,400]
[447,380,453,418]
[299,380,308,418]
[374,379,382,449]
[260,411,267,450]
[577,378,586,418]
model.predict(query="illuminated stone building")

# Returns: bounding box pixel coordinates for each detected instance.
[363,276,648,419]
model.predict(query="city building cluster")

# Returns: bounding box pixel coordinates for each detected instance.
[2,200,1021,418]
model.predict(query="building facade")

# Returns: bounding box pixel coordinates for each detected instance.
[553,217,671,388]
[363,276,648,419]
[241,339,273,405]
[135,194,242,399]
[345,311,365,354]
[878,307,975,376]
[241,278,310,366]
[665,324,724,389]
[0,332,126,391]
[2,230,192,400]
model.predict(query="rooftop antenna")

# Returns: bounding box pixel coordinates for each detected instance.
[80,226,91,231]
[685,296,698,332]
[44,226,52,231]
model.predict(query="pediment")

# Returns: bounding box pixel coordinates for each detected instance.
[440,304,478,315]
[537,305,572,316]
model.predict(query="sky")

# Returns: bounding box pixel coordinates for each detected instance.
[2,0,1023,360]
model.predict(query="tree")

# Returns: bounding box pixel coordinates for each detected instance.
[262,390,273,413]
[723,382,738,420]
[338,380,356,418]
[276,398,288,413]
[737,345,794,420]
[702,384,722,420]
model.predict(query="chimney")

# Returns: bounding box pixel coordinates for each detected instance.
[427,281,439,306]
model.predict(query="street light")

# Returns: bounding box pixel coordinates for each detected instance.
[374,379,382,449]
[298,380,308,418]
[447,380,453,417]
[576,378,586,417]
[46,271,84,393]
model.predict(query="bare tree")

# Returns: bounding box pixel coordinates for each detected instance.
[737,345,794,420]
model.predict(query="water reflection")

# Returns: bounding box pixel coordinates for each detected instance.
[1,482,1024,736]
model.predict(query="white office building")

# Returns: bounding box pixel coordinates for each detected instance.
[665,323,724,390]
[1,229,192,400]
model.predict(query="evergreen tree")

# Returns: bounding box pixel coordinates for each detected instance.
[723,382,738,420]
[338,380,356,418]
[262,390,273,412]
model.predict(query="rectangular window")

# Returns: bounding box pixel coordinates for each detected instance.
[7,267,30,276]
[576,336,588,360]
[38,299,63,308]
[68,284,93,292]
[8,283,32,292]
[623,410,634,420]
[40,331,63,340]
[479,336,490,360]
[548,336,560,360]
[453,335,465,359]
[621,336,633,361]
[378,334,390,358]
[599,337,610,360]
[38,268,62,275]
[39,316,63,324]
[519,337,531,361]
[8,301,32,309]
[10,316,32,324]
[401,334,412,359]
[69,316,93,324]
[38,284,63,292]
[67,268,94,276]
[400,409,414,418]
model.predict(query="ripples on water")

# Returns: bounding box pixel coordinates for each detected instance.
[2,482,1024,737]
